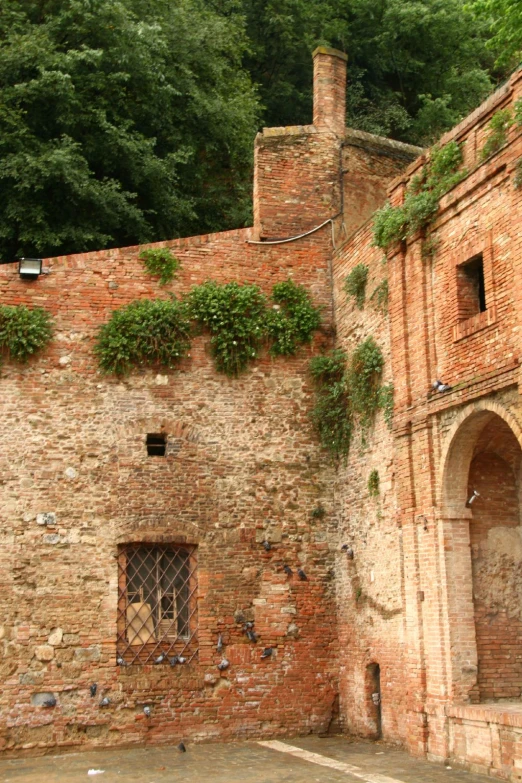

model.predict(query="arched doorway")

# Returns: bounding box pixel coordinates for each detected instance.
[441,406,522,703]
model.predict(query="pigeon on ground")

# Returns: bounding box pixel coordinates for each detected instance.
[260,648,273,659]
[178,742,186,752]
[90,683,97,698]
[99,697,110,708]
[43,696,56,707]
[262,540,271,551]
[217,634,223,653]
[297,568,308,581]
[283,565,293,576]
[153,653,165,664]
[217,658,230,671]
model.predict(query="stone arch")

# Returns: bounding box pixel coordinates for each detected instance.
[439,400,522,702]
[439,400,522,517]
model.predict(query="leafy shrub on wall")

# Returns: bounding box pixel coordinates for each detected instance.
[0,305,53,365]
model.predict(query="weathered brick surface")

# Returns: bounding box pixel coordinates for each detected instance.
[3,46,522,781]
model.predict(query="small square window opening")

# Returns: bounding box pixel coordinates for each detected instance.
[146,433,167,456]
[457,254,486,321]
[117,543,198,665]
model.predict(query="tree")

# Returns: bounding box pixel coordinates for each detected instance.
[0,0,259,261]
[236,0,496,144]
[467,0,522,69]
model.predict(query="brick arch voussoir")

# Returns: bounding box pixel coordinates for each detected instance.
[438,400,522,517]
[114,418,202,445]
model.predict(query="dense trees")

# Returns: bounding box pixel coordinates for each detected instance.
[0,0,258,259]
[0,0,516,260]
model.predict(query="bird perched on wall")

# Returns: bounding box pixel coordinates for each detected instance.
[143,706,151,718]
[432,379,452,393]
[243,621,254,630]
[262,540,271,551]
[341,544,354,559]
[90,683,97,698]
[283,565,293,576]
[217,658,230,671]
[217,633,223,653]
[178,742,186,752]
[246,629,258,643]
[42,696,56,708]
[260,648,273,659]
[169,655,179,666]
[117,656,128,666]
[297,568,308,581]
[153,652,165,664]
[178,656,187,664]
[99,697,111,708]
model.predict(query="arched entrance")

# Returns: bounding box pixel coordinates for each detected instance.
[441,406,522,703]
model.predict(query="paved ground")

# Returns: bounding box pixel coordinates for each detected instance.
[0,736,492,783]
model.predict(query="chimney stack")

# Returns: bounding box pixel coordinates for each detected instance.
[312,46,347,136]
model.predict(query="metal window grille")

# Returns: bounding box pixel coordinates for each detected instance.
[117,544,198,665]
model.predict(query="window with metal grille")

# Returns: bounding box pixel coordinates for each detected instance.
[117,544,198,665]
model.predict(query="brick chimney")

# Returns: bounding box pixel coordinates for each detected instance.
[313,46,347,136]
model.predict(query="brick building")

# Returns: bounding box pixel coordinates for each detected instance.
[2,46,522,780]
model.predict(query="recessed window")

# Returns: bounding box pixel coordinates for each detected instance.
[457,253,486,321]
[146,433,167,456]
[117,544,198,665]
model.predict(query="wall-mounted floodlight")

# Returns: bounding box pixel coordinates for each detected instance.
[18,258,42,280]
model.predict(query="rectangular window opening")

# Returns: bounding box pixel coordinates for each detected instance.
[117,543,198,665]
[146,433,167,457]
[457,253,486,321]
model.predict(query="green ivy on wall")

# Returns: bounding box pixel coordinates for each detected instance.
[372,140,466,251]
[344,264,369,309]
[95,298,192,375]
[369,279,389,314]
[96,278,321,377]
[310,337,394,459]
[368,469,380,497]
[0,305,53,365]
[139,247,180,286]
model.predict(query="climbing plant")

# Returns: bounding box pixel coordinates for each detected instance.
[373,141,466,251]
[344,264,369,309]
[266,280,321,356]
[369,279,389,315]
[95,298,192,376]
[0,305,53,364]
[309,349,353,459]
[310,338,393,458]
[368,469,380,497]
[186,281,267,376]
[480,108,514,160]
[139,247,180,286]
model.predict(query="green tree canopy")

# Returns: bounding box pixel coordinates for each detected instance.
[467,0,522,69]
[237,0,496,143]
[0,0,259,260]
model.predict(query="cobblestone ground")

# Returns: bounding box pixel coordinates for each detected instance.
[0,736,492,783]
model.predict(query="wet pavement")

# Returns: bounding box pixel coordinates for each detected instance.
[0,735,492,783]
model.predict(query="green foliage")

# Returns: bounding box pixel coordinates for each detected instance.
[266,280,321,356]
[309,349,353,458]
[514,159,522,190]
[139,248,180,286]
[373,141,465,250]
[311,503,326,519]
[468,0,522,68]
[187,281,267,377]
[0,304,53,364]
[237,0,494,145]
[370,279,389,314]
[377,383,394,429]
[368,469,380,497]
[515,99,522,127]
[309,338,391,457]
[347,337,385,430]
[344,264,369,309]
[0,0,259,261]
[480,108,514,160]
[95,298,191,376]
